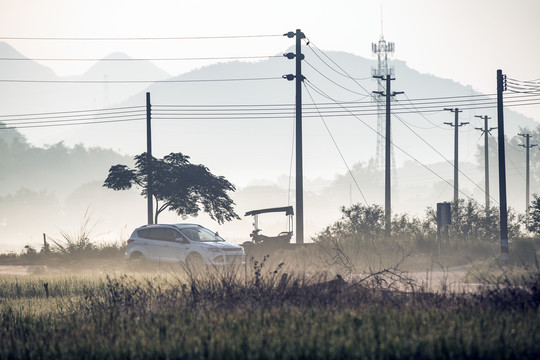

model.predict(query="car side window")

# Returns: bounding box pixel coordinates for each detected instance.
[163,228,180,242]
[137,228,172,241]
[180,228,200,241]
[150,228,166,240]
[173,231,188,243]
[137,228,153,240]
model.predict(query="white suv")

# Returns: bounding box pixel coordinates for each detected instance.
[126,224,244,266]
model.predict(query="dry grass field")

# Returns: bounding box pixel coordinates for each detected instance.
[1,251,539,359]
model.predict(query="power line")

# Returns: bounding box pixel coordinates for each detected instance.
[0,109,145,122]
[0,117,144,129]
[304,41,373,96]
[506,77,540,93]
[303,82,369,205]
[394,111,498,205]
[303,79,473,201]
[0,77,283,84]
[0,34,284,41]
[1,95,538,125]
[303,40,371,82]
[394,94,447,130]
[304,59,369,96]
[0,105,144,118]
[0,55,283,62]
[1,90,538,128]
[1,112,146,126]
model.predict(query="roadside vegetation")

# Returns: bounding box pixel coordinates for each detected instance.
[0,260,539,359]
[1,198,539,358]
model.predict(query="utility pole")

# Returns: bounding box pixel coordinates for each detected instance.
[283,29,305,244]
[146,92,153,225]
[444,108,468,204]
[518,133,537,223]
[497,69,509,267]
[474,115,496,210]
[373,75,402,238]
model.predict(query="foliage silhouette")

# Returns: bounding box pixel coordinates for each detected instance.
[103,152,240,224]
[529,193,540,236]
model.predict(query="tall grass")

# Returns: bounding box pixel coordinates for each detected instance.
[1,263,540,359]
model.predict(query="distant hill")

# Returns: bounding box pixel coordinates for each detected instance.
[0,43,170,111]
[4,42,540,252]
[1,42,539,209]
[61,48,538,187]
[0,126,132,197]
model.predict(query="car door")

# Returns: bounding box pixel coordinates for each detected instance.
[172,230,192,262]
[163,228,190,263]
[135,228,160,260]
[145,227,170,261]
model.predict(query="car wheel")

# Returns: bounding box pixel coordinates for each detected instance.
[126,252,146,269]
[186,253,205,270]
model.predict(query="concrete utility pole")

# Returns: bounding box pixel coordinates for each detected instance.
[497,69,509,267]
[373,76,402,238]
[444,108,468,204]
[146,92,153,225]
[518,133,537,223]
[283,29,305,244]
[474,115,496,210]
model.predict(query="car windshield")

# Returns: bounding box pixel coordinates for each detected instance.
[179,227,224,242]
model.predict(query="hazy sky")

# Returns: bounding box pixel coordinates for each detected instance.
[1,0,539,106]
[1,0,539,248]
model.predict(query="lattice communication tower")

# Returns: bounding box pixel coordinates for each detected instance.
[372,35,395,171]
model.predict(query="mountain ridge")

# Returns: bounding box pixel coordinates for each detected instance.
[1,42,538,186]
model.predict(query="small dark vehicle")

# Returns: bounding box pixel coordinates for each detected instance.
[242,206,294,257]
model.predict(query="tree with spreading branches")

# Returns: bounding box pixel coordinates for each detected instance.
[103,152,240,224]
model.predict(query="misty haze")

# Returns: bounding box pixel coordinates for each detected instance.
[1,0,540,358]
[1,42,539,251]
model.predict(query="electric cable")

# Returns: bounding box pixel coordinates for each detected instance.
[0,117,144,129]
[0,55,282,62]
[0,109,145,122]
[0,34,284,41]
[0,105,145,118]
[303,39,372,82]
[304,79,475,201]
[1,112,146,126]
[393,111,499,205]
[303,82,369,205]
[0,77,283,84]
[304,59,370,97]
[304,41,373,96]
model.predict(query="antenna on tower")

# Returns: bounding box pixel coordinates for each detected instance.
[380,3,384,36]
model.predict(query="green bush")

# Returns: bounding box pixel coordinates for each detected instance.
[509,237,538,267]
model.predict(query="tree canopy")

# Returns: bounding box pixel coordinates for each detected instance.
[528,194,540,236]
[103,152,240,224]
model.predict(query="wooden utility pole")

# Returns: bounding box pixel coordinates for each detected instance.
[373,76,402,238]
[146,92,153,225]
[444,108,467,204]
[497,69,509,267]
[283,29,305,244]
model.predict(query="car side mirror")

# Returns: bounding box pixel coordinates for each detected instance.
[176,237,189,244]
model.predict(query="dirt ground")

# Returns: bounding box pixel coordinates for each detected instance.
[0,265,48,275]
[0,263,473,291]
[409,265,475,292]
